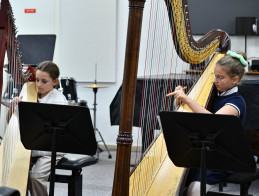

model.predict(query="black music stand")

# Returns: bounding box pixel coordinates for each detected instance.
[159,111,256,196]
[18,102,97,196]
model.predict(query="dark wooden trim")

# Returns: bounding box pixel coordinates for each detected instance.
[245,71,259,75]
[112,1,146,195]
[0,0,9,111]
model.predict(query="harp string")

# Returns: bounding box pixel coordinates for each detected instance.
[1,9,15,186]
[131,0,157,194]
[130,0,212,194]
[0,2,28,187]
[131,0,183,194]
[142,0,165,160]
[5,10,19,126]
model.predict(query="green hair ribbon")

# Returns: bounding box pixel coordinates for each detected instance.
[227,50,248,67]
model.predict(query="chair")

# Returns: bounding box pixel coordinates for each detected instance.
[0,187,20,196]
[54,154,97,196]
[207,168,259,196]
[219,168,259,196]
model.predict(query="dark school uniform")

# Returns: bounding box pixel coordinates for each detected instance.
[190,87,246,185]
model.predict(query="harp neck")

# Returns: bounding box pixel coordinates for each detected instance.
[167,0,230,64]
[0,0,34,112]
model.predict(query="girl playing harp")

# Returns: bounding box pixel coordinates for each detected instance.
[167,51,249,195]
[9,61,68,196]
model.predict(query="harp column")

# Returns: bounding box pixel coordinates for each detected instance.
[0,0,9,110]
[112,0,146,195]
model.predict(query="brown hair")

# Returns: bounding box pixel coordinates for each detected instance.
[36,61,60,80]
[216,51,247,81]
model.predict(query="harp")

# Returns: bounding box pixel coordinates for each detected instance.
[112,0,230,195]
[0,0,37,195]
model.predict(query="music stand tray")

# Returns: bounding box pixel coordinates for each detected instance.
[18,102,97,196]
[159,111,256,196]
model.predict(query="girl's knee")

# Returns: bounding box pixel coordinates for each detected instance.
[186,181,200,196]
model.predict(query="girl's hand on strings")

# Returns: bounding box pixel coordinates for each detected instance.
[12,96,23,106]
[166,86,187,103]
[7,96,23,121]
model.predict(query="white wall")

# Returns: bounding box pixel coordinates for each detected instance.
[58,0,117,83]
[75,0,131,147]
[6,0,121,146]
[11,0,116,83]
[2,0,259,147]
[11,0,56,34]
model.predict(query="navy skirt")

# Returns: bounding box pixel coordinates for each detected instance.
[188,169,233,185]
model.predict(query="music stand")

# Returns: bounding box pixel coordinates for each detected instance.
[17,34,56,65]
[159,111,256,196]
[18,102,97,196]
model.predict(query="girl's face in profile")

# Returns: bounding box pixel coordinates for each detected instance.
[36,70,58,98]
[214,65,239,93]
